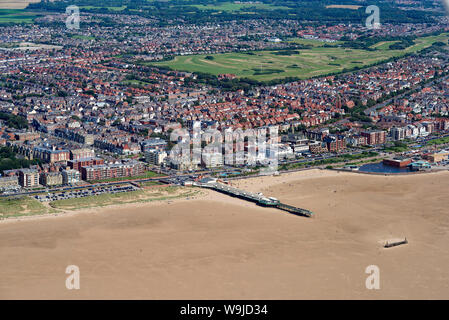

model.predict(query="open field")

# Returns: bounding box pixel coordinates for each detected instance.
[428,136,449,145]
[1,169,449,299]
[0,0,39,9]
[78,1,290,13]
[0,197,50,218]
[288,37,343,47]
[0,42,63,50]
[189,2,291,12]
[49,186,200,211]
[0,8,39,23]
[0,185,201,219]
[79,5,127,11]
[369,41,401,50]
[152,33,449,81]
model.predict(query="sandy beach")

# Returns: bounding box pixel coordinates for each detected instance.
[1,169,449,299]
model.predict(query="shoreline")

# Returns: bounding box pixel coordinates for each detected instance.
[1,168,447,225]
[1,168,449,299]
[0,188,207,225]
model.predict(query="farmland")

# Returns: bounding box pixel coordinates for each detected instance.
[0,0,39,9]
[188,2,291,12]
[152,33,449,81]
[0,9,39,23]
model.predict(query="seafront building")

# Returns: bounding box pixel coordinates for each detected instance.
[68,157,105,171]
[62,169,81,184]
[18,169,39,188]
[145,149,168,166]
[425,150,449,163]
[80,160,146,181]
[40,172,63,186]
[361,130,387,146]
[0,176,19,190]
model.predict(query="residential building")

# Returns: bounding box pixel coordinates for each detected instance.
[62,169,81,184]
[40,172,63,186]
[33,146,70,163]
[391,127,406,141]
[68,157,104,171]
[80,160,146,181]
[361,130,386,145]
[141,138,167,152]
[145,149,167,166]
[324,135,346,152]
[0,176,19,189]
[18,169,39,188]
[201,151,223,168]
[70,148,95,160]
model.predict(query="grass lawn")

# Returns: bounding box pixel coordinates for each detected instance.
[49,186,200,211]
[384,145,409,153]
[121,79,151,86]
[369,41,400,50]
[287,38,343,47]
[140,180,163,187]
[152,33,449,81]
[0,186,199,218]
[79,6,127,11]
[427,136,449,145]
[71,35,96,41]
[0,197,49,218]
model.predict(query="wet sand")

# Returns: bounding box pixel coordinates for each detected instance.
[1,169,449,299]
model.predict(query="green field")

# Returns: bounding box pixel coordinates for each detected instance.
[152,34,449,81]
[0,185,199,218]
[49,186,199,211]
[0,197,50,218]
[79,5,127,11]
[71,35,96,40]
[0,9,39,24]
[189,2,290,12]
[288,38,343,47]
[427,136,449,145]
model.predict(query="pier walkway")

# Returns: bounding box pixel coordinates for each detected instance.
[193,182,313,218]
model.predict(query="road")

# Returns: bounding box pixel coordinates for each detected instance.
[2,132,448,199]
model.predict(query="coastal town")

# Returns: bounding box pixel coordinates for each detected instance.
[2,0,449,303]
[1,11,449,196]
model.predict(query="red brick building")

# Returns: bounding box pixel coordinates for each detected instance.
[324,135,346,152]
[68,157,104,171]
[361,130,386,145]
[80,160,145,181]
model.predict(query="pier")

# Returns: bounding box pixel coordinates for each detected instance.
[193,181,313,218]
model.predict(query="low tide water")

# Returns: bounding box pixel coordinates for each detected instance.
[358,162,412,174]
